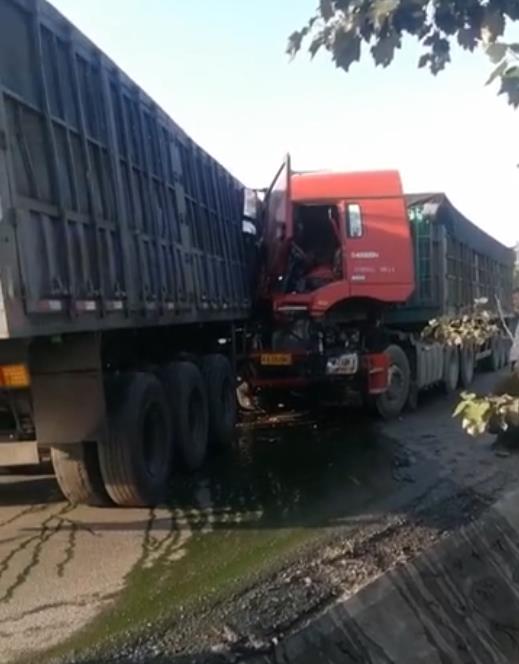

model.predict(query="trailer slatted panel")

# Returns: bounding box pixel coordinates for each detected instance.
[396,194,514,324]
[0,0,250,338]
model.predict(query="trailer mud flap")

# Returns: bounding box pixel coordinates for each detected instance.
[30,333,106,445]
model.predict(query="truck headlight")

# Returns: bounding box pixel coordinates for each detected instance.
[326,353,359,375]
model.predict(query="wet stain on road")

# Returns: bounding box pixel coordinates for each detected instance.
[172,411,403,533]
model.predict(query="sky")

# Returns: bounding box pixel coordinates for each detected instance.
[50,0,519,247]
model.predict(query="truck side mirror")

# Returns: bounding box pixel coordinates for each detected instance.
[243,188,259,221]
[242,220,257,236]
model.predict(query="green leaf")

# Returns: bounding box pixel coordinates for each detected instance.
[499,76,519,107]
[320,0,334,22]
[333,30,361,71]
[457,26,478,51]
[481,11,506,42]
[487,60,508,85]
[453,401,468,418]
[309,33,326,58]
[287,30,306,56]
[371,32,401,67]
[287,17,317,56]
[485,42,508,63]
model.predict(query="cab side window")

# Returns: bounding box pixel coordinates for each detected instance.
[346,203,363,238]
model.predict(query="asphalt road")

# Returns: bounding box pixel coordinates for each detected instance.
[0,370,518,664]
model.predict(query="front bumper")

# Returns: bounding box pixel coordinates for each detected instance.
[248,350,389,394]
[249,350,360,388]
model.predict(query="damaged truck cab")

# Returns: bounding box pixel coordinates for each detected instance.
[247,156,415,414]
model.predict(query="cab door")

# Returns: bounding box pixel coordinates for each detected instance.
[259,154,292,296]
[343,195,414,303]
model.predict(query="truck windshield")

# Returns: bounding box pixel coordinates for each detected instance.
[281,204,340,293]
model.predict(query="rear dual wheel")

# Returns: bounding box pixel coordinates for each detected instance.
[99,373,172,507]
[459,345,475,389]
[161,354,236,470]
[51,442,111,506]
[484,336,507,372]
[490,337,501,372]
[442,347,460,394]
[201,354,237,449]
[160,361,209,472]
[497,337,508,370]
[52,373,172,508]
[52,354,236,507]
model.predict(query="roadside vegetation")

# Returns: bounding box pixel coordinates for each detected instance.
[288,0,519,107]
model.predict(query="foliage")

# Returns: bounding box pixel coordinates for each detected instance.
[424,305,519,437]
[288,0,519,106]
[421,307,499,347]
[453,391,519,436]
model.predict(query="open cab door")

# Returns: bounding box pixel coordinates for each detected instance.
[259,154,292,298]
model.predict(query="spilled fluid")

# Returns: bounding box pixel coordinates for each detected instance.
[170,408,407,536]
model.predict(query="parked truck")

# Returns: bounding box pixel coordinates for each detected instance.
[245,158,514,418]
[0,0,513,508]
[0,0,252,506]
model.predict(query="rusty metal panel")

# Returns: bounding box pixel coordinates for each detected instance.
[0,0,250,339]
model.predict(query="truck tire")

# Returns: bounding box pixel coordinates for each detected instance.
[161,361,209,471]
[201,354,236,449]
[459,345,475,388]
[405,382,419,412]
[498,338,508,370]
[442,347,460,394]
[51,442,111,506]
[375,345,410,420]
[99,373,172,507]
[483,336,501,372]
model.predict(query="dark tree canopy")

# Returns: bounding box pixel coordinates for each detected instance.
[288,0,519,106]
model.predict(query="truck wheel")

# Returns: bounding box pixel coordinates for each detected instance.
[161,361,209,471]
[99,373,172,507]
[498,338,508,370]
[483,337,501,372]
[459,346,475,388]
[442,347,460,394]
[51,442,111,506]
[405,382,419,412]
[201,354,237,449]
[375,345,410,420]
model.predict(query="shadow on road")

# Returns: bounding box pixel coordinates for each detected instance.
[0,473,61,506]
[3,406,493,538]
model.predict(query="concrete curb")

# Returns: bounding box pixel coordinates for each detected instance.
[250,489,519,663]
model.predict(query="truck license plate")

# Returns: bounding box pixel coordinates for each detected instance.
[260,353,292,366]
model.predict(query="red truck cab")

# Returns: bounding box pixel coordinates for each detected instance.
[259,156,414,318]
[248,155,415,410]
